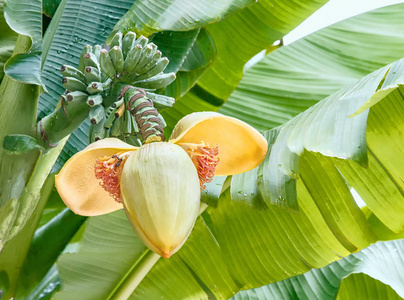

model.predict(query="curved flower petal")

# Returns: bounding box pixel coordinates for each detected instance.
[169,112,268,175]
[55,138,137,216]
[121,142,200,258]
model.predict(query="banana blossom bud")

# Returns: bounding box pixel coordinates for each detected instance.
[55,112,268,258]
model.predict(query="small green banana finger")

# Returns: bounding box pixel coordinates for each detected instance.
[84,66,101,82]
[86,94,103,107]
[120,110,132,136]
[61,65,87,82]
[110,118,122,137]
[104,106,119,129]
[112,98,124,108]
[135,50,162,76]
[83,52,100,70]
[109,31,123,48]
[123,44,143,73]
[93,45,102,61]
[122,31,136,58]
[65,91,88,103]
[134,35,149,48]
[86,82,103,94]
[132,72,176,89]
[100,49,116,79]
[89,105,105,124]
[146,92,175,109]
[132,44,154,74]
[135,56,168,81]
[109,46,124,73]
[90,118,107,142]
[62,77,87,92]
[78,44,92,72]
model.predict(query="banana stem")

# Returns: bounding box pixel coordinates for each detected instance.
[109,203,209,299]
[37,96,90,148]
[109,250,160,300]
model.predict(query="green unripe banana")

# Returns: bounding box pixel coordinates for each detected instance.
[86,94,103,107]
[84,66,101,82]
[134,35,149,48]
[83,52,100,70]
[100,49,116,79]
[133,44,154,74]
[146,92,175,109]
[110,118,122,137]
[132,72,176,89]
[121,110,132,136]
[104,106,119,129]
[122,31,136,58]
[123,44,143,73]
[62,77,87,92]
[86,82,103,94]
[136,50,162,76]
[78,44,92,72]
[65,91,88,103]
[89,105,105,124]
[61,65,87,82]
[109,46,124,73]
[135,57,169,81]
[93,45,102,61]
[109,31,123,48]
[90,117,107,142]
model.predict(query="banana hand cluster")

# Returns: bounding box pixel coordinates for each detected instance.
[59,31,176,143]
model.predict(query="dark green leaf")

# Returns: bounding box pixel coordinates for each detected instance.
[17,208,86,297]
[43,0,62,17]
[220,3,404,131]
[2,134,44,155]
[3,0,43,85]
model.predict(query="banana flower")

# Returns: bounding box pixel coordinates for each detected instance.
[56,112,267,258]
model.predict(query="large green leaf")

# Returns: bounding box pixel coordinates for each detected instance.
[220,3,404,131]
[232,239,404,300]
[228,57,404,233]
[56,180,376,299]
[0,0,17,82]
[3,0,43,85]
[109,0,256,37]
[161,0,328,133]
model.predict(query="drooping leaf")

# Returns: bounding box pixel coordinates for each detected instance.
[56,185,375,298]
[220,3,404,130]
[0,0,17,82]
[3,0,43,85]
[162,28,217,100]
[161,0,328,133]
[2,134,44,155]
[17,207,86,298]
[232,239,404,300]
[0,35,41,208]
[229,57,404,231]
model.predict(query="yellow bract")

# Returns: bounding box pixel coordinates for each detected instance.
[170,112,268,175]
[55,138,136,216]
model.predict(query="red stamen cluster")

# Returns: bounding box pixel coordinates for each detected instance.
[187,145,219,191]
[94,154,127,203]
